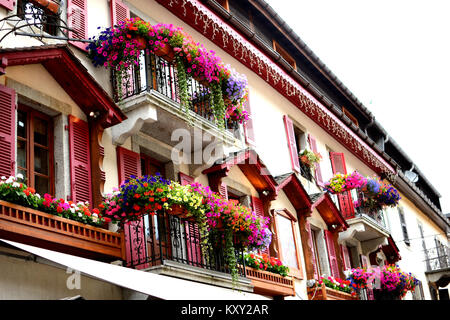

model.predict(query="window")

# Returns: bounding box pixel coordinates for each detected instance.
[294,127,312,181]
[342,107,359,127]
[17,0,60,36]
[398,207,410,246]
[274,210,302,277]
[217,0,229,11]
[140,154,165,177]
[17,106,54,195]
[273,40,297,69]
[310,228,323,275]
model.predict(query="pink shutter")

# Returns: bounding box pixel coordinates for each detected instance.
[68,0,89,51]
[283,115,300,172]
[325,230,339,278]
[0,0,14,10]
[330,152,355,219]
[68,115,92,206]
[110,0,130,26]
[306,221,319,280]
[219,182,228,199]
[252,196,269,255]
[116,146,142,185]
[340,244,351,270]
[185,220,202,266]
[179,172,195,186]
[308,134,323,186]
[243,94,256,146]
[0,85,16,177]
[117,146,148,269]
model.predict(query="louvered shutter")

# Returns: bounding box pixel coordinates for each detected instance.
[0,0,14,10]
[179,172,195,186]
[308,134,323,186]
[68,115,92,206]
[110,0,130,26]
[117,146,148,269]
[325,230,339,278]
[219,182,228,199]
[283,115,300,172]
[340,244,351,270]
[0,85,16,178]
[251,196,269,255]
[116,146,142,185]
[330,152,355,219]
[306,221,319,280]
[68,0,89,51]
[243,94,256,146]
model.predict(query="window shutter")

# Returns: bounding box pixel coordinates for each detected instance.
[308,134,323,186]
[340,244,351,270]
[116,146,148,269]
[110,0,130,26]
[243,94,256,146]
[325,230,339,278]
[185,220,202,266]
[68,0,89,51]
[252,196,269,255]
[0,0,14,10]
[398,207,410,245]
[179,172,194,186]
[219,182,228,199]
[283,115,300,172]
[0,85,16,178]
[330,151,355,218]
[68,115,92,206]
[116,146,142,185]
[306,221,319,280]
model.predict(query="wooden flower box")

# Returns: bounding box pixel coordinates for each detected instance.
[0,200,124,260]
[307,283,359,300]
[242,266,295,297]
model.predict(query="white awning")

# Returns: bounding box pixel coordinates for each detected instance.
[0,239,269,300]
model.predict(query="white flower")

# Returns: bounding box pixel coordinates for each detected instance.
[78,212,83,217]
[5,178,13,184]
[70,208,75,214]
[1,176,5,180]
[93,213,98,218]
[16,173,24,180]
[12,182,20,188]
[35,194,41,199]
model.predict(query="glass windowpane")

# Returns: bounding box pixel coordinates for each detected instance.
[34,146,49,175]
[34,117,49,146]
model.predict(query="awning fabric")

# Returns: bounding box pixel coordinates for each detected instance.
[0,239,268,300]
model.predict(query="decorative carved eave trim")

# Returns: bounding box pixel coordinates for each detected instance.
[158,0,396,181]
[0,45,126,128]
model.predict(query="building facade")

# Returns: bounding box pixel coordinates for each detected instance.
[0,0,448,300]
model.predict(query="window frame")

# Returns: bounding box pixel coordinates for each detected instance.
[16,0,60,36]
[272,40,297,69]
[17,104,55,196]
[272,209,303,279]
[342,107,359,127]
[140,153,165,178]
[398,207,410,246]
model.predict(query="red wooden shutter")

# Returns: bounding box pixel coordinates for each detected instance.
[330,152,355,218]
[219,182,228,199]
[68,0,89,51]
[306,221,319,280]
[0,85,16,178]
[179,172,194,186]
[0,0,14,10]
[110,0,130,26]
[116,146,142,185]
[68,115,92,206]
[308,134,323,186]
[325,230,339,278]
[283,115,300,172]
[116,146,148,269]
[243,94,256,146]
[252,196,269,255]
[340,244,351,270]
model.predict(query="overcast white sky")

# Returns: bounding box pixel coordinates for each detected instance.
[265,0,450,214]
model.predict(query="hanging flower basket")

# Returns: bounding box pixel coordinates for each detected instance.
[30,0,60,14]
[135,36,147,50]
[168,204,193,221]
[154,44,175,62]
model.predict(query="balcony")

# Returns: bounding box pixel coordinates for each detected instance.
[241,266,295,297]
[0,200,124,261]
[424,246,450,289]
[110,52,241,149]
[122,212,253,292]
[307,284,358,300]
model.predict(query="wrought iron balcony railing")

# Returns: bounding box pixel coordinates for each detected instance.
[123,211,246,277]
[112,52,238,131]
[424,246,450,272]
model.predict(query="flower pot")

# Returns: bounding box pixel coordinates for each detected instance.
[154,44,175,62]
[135,36,147,50]
[30,0,60,14]
[168,204,194,221]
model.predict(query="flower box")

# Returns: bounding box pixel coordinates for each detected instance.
[307,284,358,300]
[154,44,175,62]
[242,266,295,297]
[0,200,124,260]
[167,204,194,222]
